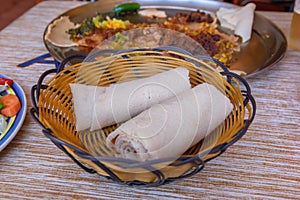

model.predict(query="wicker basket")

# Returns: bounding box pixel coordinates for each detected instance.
[31,46,256,186]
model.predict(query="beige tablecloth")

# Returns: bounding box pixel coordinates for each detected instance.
[0,1,299,199]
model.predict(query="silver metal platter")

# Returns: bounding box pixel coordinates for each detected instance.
[43,0,287,77]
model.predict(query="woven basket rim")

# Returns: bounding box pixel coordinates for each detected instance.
[31,46,256,186]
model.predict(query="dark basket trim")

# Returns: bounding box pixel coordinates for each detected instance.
[31,47,256,186]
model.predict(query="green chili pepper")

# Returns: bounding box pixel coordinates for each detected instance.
[113,2,140,15]
[0,102,4,110]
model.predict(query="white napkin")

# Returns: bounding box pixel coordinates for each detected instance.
[216,3,256,43]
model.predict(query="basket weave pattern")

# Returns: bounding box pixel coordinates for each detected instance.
[31,47,255,186]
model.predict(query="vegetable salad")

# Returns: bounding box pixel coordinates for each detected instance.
[0,78,21,135]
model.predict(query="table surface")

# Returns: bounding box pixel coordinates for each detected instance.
[0,1,299,199]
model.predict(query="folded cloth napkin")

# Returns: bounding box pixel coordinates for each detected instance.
[106,83,233,161]
[216,3,256,43]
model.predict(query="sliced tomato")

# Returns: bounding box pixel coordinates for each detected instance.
[0,78,14,86]
[0,94,21,117]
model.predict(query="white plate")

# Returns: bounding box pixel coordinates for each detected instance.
[0,74,27,152]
